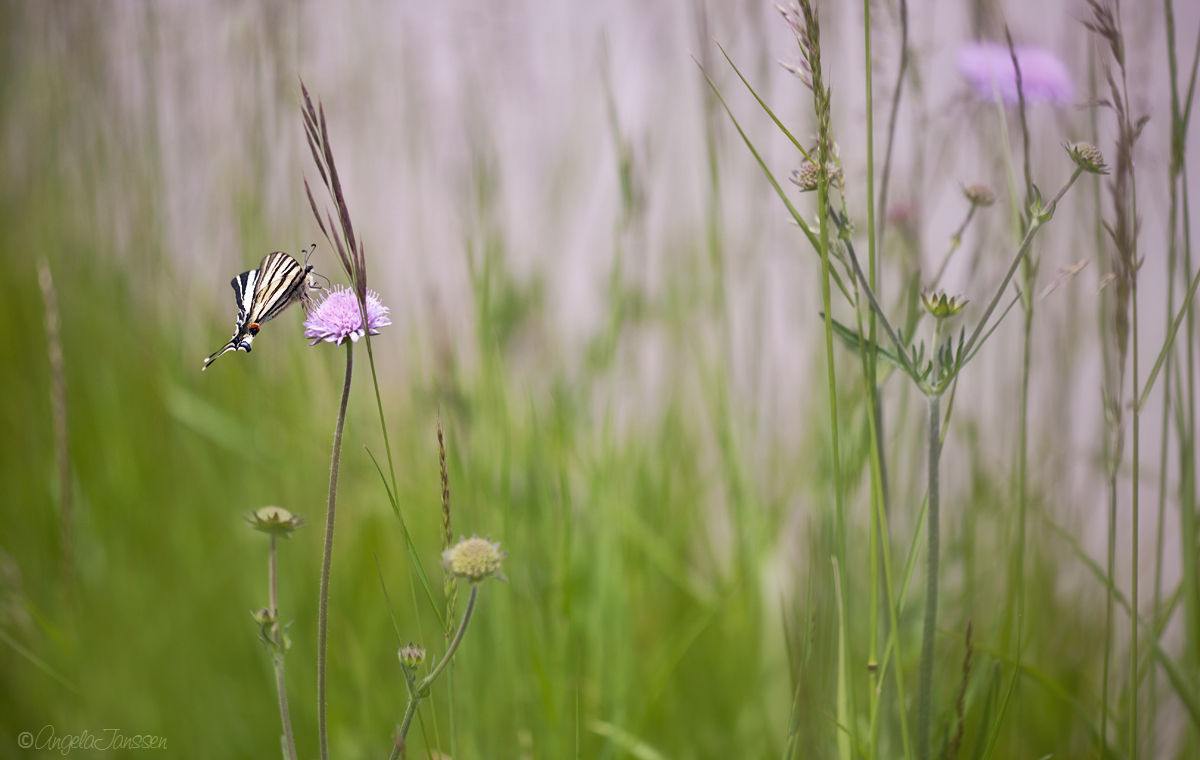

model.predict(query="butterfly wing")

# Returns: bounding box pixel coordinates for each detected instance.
[246,252,311,326]
[201,252,317,371]
[201,268,259,370]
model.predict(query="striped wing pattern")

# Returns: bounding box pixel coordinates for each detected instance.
[202,252,314,370]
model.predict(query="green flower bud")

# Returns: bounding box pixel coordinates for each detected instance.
[921,291,968,318]
[252,607,278,626]
[1066,142,1109,175]
[399,642,426,668]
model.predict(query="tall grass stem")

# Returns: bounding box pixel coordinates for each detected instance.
[916,389,942,760]
[318,341,353,760]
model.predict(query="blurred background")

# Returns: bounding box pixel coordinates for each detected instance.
[2,0,1199,757]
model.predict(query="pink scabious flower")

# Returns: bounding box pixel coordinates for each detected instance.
[303,285,391,346]
[957,43,1074,107]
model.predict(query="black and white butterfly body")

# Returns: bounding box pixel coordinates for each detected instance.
[203,250,320,370]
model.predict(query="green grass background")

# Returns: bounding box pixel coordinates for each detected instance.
[0,1,1192,758]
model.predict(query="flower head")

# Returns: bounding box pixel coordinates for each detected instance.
[303,285,391,346]
[252,607,278,626]
[957,43,1074,106]
[1065,142,1109,175]
[399,642,426,668]
[961,183,996,207]
[922,291,968,319]
[245,506,306,538]
[442,535,507,584]
[790,160,843,193]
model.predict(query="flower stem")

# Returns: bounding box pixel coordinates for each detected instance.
[386,584,481,760]
[1115,3,1142,753]
[388,697,420,760]
[274,658,298,760]
[318,341,353,760]
[268,535,298,760]
[420,584,478,691]
[270,535,278,618]
[917,389,941,760]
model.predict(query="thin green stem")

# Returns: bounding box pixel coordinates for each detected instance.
[274,659,298,760]
[875,0,908,263]
[929,206,977,289]
[861,2,882,756]
[853,249,885,760]
[270,535,278,620]
[387,585,480,760]
[1010,280,1033,744]
[1088,43,1116,756]
[389,697,420,760]
[917,388,941,760]
[817,142,856,760]
[269,535,298,760]
[1115,1,1141,752]
[318,341,353,760]
[421,584,479,691]
[873,460,914,760]
[1102,465,1118,753]
[962,169,1082,360]
[1180,163,1199,756]
[1152,3,1182,735]
[840,170,1079,394]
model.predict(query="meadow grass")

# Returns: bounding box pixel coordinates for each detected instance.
[1,2,1199,759]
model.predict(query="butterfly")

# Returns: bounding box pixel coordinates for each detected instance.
[202,248,322,370]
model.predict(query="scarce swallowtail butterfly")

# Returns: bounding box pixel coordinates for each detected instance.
[202,248,322,370]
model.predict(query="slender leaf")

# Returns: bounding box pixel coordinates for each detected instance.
[365,447,446,630]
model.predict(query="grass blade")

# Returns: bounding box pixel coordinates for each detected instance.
[365,446,446,630]
[1137,265,1200,410]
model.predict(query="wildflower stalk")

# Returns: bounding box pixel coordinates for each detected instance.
[840,164,1081,760]
[248,507,304,760]
[916,319,943,760]
[269,534,299,760]
[811,35,857,760]
[1152,3,1181,742]
[389,585,481,760]
[1006,33,1034,753]
[859,4,887,755]
[1164,2,1200,751]
[1085,43,1118,756]
[831,212,912,760]
[1111,4,1143,754]
[929,205,978,288]
[318,341,353,760]
[779,3,857,754]
[876,0,909,267]
[438,418,458,758]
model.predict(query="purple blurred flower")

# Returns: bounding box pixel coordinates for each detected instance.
[957,43,1074,106]
[303,285,391,346]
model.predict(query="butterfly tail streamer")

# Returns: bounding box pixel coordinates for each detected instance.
[202,336,253,371]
